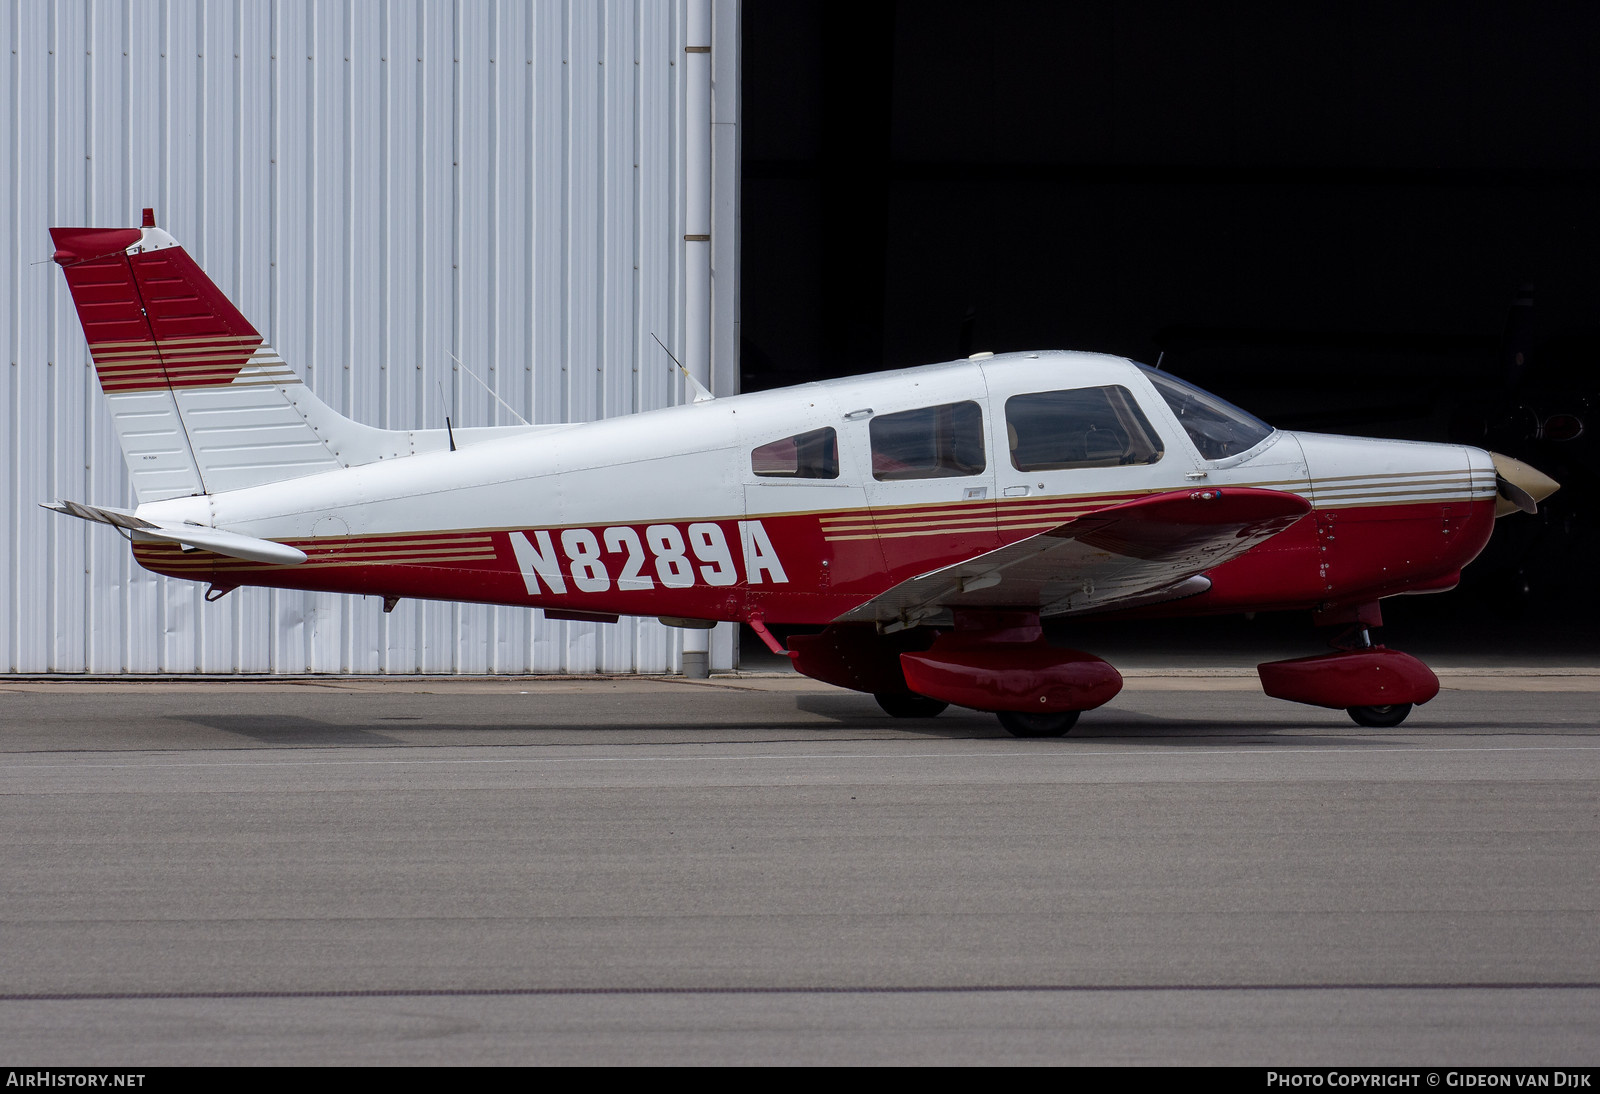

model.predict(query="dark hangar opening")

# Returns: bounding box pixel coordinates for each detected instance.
[740,0,1600,644]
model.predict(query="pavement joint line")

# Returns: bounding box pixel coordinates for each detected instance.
[6,742,1600,771]
[5,982,1600,1003]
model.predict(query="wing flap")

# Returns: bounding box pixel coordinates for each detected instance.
[839,487,1309,630]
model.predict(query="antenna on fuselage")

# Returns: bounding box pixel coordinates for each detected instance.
[1154,351,1165,370]
[651,332,715,403]
[447,350,531,426]
[436,380,457,452]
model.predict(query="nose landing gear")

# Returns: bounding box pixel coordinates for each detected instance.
[996,709,1081,738]
[1346,703,1414,728]
[1257,604,1439,727]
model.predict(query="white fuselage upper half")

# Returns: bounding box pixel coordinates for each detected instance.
[133,350,1497,542]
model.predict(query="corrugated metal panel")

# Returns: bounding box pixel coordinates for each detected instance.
[1,0,737,674]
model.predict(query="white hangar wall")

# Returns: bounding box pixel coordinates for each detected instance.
[0,0,740,674]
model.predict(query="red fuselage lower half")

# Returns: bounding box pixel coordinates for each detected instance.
[130,492,1498,624]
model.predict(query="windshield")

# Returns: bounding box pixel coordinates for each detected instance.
[1138,366,1273,461]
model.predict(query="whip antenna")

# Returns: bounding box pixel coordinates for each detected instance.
[651,333,714,403]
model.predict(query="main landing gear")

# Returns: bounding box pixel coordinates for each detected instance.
[894,610,1121,738]
[791,614,1117,739]
[876,696,1082,736]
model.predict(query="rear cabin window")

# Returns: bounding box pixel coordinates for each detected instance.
[750,426,839,479]
[870,401,986,480]
[1005,386,1165,471]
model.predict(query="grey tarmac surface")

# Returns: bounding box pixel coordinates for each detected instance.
[1,671,1597,1066]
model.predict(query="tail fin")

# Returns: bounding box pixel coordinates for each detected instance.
[51,210,513,502]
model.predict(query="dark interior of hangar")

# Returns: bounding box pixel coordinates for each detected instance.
[740,1,1600,631]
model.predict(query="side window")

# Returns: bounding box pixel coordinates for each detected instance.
[751,426,839,479]
[870,401,986,481]
[1005,386,1164,471]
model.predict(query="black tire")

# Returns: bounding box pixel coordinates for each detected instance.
[874,692,949,718]
[997,709,1080,738]
[1347,703,1413,728]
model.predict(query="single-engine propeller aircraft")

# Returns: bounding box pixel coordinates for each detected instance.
[46,212,1558,735]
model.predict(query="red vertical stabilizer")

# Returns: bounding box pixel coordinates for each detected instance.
[50,225,262,394]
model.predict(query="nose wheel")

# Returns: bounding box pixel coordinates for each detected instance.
[997,710,1080,737]
[1347,703,1413,728]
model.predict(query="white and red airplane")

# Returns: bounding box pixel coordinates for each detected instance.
[46,211,1557,735]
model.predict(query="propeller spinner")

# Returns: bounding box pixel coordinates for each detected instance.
[1490,452,1559,516]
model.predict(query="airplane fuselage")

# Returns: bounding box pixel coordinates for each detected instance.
[125,351,1500,626]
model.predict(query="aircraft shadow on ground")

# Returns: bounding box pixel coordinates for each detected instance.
[794,694,1371,742]
[179,710,992,741]
[799,697,1595,741]
[177,708,1589,746]
[177,715,404,745]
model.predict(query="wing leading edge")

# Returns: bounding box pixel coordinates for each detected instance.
[838,487,1311,631]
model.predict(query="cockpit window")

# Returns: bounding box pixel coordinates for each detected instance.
[1140,367,1274,460]
[1006,386,1164,471]
[870,401,986,480]
[751,426,839,479]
